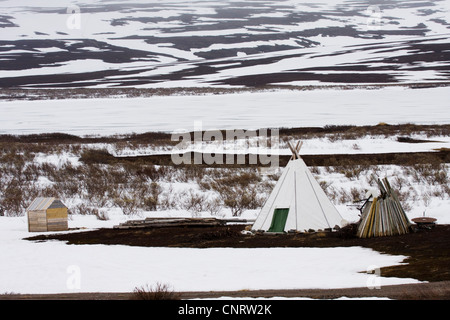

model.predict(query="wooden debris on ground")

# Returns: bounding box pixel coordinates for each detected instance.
[114,217,255,229]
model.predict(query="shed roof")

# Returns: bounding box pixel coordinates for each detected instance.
[27,197,67,211]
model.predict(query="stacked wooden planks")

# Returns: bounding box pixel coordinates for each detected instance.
[114,217,227,229]
[28,210,48,232]
[46,207,69,231]
[357,175,411,238]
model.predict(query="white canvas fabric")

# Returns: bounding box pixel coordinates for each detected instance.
[252,158,345,232]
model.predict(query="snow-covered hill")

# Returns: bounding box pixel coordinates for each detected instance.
[1,0,449,88]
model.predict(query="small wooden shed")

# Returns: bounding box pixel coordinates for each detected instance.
[27,197,68,232]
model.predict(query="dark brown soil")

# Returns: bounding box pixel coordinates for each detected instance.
[2,123,449,146]
[2,280,450,300]
[26,223,450,284]
[104,149,450,168]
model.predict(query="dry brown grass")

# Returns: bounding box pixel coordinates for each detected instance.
[132,282,180,300]
[0,123,448,217]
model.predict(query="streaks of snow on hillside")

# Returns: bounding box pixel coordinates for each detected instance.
[0,0,449,87]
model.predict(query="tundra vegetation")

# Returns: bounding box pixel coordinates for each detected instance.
[0,124,448,219]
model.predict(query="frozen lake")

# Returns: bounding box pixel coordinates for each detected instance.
[1,87,449,136]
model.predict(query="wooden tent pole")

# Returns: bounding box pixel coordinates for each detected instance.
[288,141,303,160]
[288,141,296,160]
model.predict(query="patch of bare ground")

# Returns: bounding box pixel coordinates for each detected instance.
[1,83,449,100]
[1,123,449,146]
[1,281,450,300]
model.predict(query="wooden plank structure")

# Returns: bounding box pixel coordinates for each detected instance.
[114,217,224,229]
[27,197,68,232]
[411,217,437,229]
[357,175,411,238]
[114,217,255,229]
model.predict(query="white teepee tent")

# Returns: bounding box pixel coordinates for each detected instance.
[252,141,346,233]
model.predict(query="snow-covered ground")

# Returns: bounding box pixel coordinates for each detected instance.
[0,215,420,295]
[1,87,449,136]
[1,159,447,295]
[0,86,448,296]
[0,0,448,298]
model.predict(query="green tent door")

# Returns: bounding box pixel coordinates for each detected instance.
[268,208,289,232]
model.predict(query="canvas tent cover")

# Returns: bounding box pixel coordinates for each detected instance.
[252,158,345,232]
